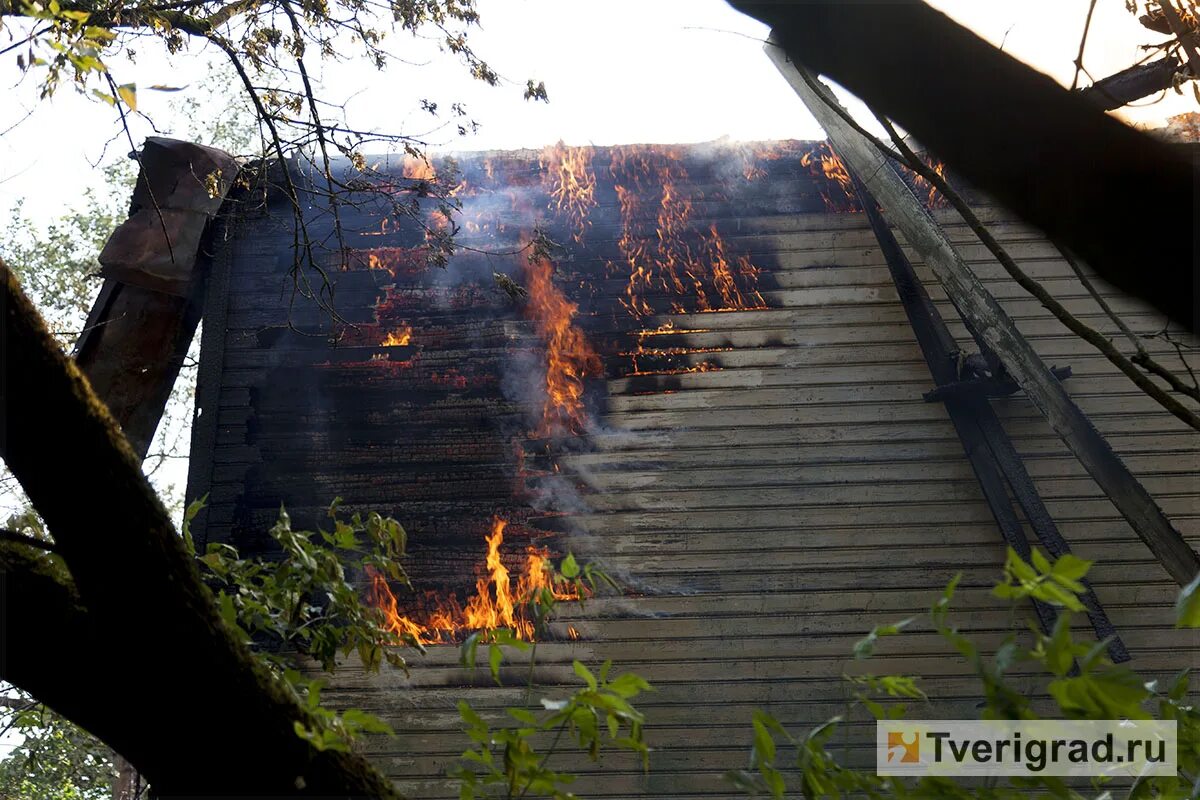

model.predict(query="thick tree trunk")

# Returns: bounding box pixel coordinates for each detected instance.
[0,257,401,798]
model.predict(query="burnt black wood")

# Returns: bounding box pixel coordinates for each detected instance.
[851,172,1130,664]
[735,1,1196,330]
[922,367,1072,403]
[1081,56,1184,110]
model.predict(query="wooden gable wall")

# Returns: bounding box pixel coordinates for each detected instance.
[187,141,1199,797]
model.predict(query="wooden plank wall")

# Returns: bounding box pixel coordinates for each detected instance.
[188,143,1200,798]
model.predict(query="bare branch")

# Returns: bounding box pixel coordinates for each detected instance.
[1071,0,1100,91]
[872,113,1200,432]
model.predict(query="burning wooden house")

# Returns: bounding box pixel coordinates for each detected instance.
[158,115,1199,794]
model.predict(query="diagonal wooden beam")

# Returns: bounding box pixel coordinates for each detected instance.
[733,0,1195,331]
[766,48,1200,587]
[852,171,1129,663]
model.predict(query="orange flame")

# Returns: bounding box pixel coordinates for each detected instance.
[608,145,766,318]
[703,223,764,310]
[367,517,581,645]
[801,143,859,213]
[362,246,429,276]
[541,142,597,243]
[524,252,603,437]
[380,325,412,346]
[739,141,788,182]
[907,157,950,209]
[402,155,436,181]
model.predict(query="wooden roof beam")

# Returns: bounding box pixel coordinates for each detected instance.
[767,49,1200,587]
[733,0,1195,330]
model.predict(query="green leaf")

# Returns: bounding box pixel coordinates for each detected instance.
[1051,553,1092,582]
[1167,668,1190,701]
[1175,572,1200,628]
[991,582,1021,600]
[1037,580,1086,612]
[560,552,580,579]
[458,700,485,728]
[488,643,503,684]
[217,591,237,628]
[607,672,652,699]
[573,660,597,690]
[1044,613,1074,677]
[853,616,915,660]
[751,714,777,764]
[933,572,962,623]
[506,707,539,726]
[1049,669,1152,719]
[460,631,481,670]
[1006,547,1038,583]
[342,708,394,735]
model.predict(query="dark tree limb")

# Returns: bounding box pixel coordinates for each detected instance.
[1156,0,1200,78]
[0,257,401,798]
[0,543,128,749]
[1057,244,1200,403]
[1070,0,1100,91]
[0,528,59,553]
[872,114,1200,432]
[768,61,1200,586]
[731,0,1197,330]
[1081,56,1186,109]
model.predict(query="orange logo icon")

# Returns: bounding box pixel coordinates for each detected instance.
[887,731,920,763]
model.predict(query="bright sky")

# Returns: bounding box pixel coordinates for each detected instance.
[0,0,1192,222]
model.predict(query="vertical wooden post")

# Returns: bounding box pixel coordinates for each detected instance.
[766,44,1200,586]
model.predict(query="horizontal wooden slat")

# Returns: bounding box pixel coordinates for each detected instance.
[193,141,1200,796]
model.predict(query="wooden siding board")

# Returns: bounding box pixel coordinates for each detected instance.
[192,140,1199,795]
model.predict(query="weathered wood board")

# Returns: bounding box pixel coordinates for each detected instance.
[187,142,1200,797]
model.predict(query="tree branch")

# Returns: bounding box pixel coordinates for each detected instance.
[872,114,1200,432]
[0,528,59,553]
[1058,245,1200,403]
[1071,0,1100,91]
[0,257,400,797]
[1156,0,1200,77]
[735,0,1196,330]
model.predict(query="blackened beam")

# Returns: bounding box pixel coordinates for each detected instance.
[852,171,1129,664]
[75,138,239,458]
[1081,56,1186,110]
[732,2,1195,330]
[923,367,1072,403]
[768,52,1200,587]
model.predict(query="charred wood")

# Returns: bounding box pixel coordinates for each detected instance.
[732,0,1197,330]
[771,60,1200,587]
[1080,56,1186,109]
